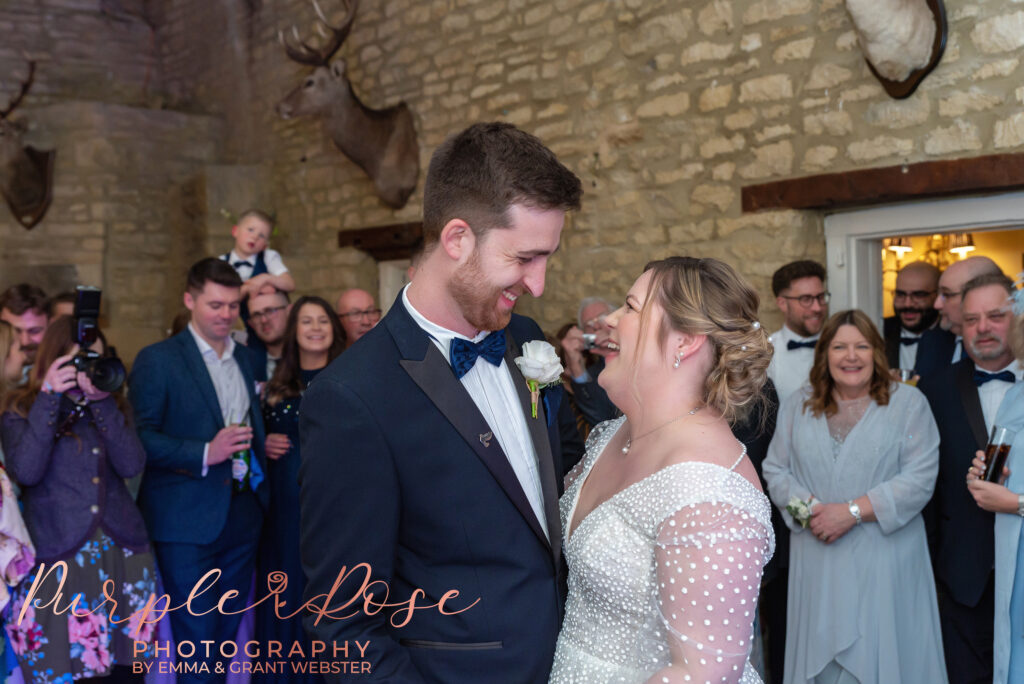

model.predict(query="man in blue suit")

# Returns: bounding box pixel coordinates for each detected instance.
[299,122,582,682]
[130,258,269,682]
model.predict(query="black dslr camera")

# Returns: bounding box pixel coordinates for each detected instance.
[63,286,126,393]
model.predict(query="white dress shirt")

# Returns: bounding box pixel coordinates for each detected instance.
[952,336,963,364]
[897,327,923,371]
[767,325,818,402]
[402,287,549,539]
[188,324,251,475]
[222,248,288,282]
[978,360,1023,435]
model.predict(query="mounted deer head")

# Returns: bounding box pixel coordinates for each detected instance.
[845,0,947,98]
[277,0,419,209]
[1,61,55,229]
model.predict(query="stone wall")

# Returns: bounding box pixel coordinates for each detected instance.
[160,0,1024,336]
[5,0,1024,355]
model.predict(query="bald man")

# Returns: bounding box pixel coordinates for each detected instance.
[915,255,1002,378]
[883,261,940,370]
[335,288,381,347]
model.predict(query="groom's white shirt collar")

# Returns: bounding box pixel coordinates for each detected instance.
[402,285,490,363]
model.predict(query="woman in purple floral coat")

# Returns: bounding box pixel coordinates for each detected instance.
[0,317,157,683]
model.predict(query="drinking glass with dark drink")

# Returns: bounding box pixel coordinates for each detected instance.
[983,425,1018,483]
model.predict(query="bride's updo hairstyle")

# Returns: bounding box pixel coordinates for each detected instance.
[640,256,772,423]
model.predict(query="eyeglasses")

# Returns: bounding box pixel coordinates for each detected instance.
[780,292,830,307]
[893,289,936,302]
[250,305,287,322]
[339,308,382,322]
[937,289,962,301]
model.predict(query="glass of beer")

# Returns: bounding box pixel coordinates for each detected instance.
[983,425,1018,483]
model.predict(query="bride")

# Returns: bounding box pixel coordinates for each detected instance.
[549,256,775,684]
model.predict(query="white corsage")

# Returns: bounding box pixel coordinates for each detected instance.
[514,341,564,418]
[786,496,815,529]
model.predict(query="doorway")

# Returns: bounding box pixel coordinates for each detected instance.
[824,191,1024,325]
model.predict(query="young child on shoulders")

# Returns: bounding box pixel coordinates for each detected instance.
[221,209,295,301]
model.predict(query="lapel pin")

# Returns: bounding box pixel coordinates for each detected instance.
[479,431,493,447]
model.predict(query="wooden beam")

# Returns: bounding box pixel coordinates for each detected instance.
[742,152,1024,213]
[337,221,423,261]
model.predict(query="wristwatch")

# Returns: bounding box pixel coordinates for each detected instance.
[848,500,862,525]
[1017,494,1024,518]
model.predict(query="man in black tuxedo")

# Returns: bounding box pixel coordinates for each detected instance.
[299,122,582,682]
[883,261,939,370]
[920,271,1019,684]
[916,256,1000,379]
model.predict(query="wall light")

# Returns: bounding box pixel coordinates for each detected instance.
[948,233,976,258]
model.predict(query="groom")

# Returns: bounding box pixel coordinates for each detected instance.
[299,122,582,682]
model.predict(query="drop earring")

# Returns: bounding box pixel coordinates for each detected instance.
[673,352,682,369]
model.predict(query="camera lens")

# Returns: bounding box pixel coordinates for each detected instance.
[90,358,126,393]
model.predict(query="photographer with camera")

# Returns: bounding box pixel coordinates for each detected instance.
[0,310,157,682]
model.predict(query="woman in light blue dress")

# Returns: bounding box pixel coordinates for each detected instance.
[966,294,1024,683]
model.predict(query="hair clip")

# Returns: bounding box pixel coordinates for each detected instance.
[751,321,761,330]
[741,345,748,351]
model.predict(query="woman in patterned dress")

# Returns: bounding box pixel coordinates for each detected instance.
[1,316,157,683]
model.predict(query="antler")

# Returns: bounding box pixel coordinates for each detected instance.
[1,61,35,120]
[279,0,359,67]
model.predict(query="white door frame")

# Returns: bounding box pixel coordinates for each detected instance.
[824,190,1024,325]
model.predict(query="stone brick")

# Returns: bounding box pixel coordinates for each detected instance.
[724,109,758,130]
[802,145,838,171]
[636,92,690,118]
[972,58,1019,81]
[865,96,931,129]
[738,140,793,179]
[712,162,735,180]
[524,4,553,26]
[994,113,1024,149]
[681,41,734,66]
[773,37,815,63]
[805,63,854,90]
[835,30,858,51]
[739,74,793,102]
[691,183,734,211]
[924,121,982,155]
[742,0,812,25]
[804,110,852,136]
[700,134,746,158]
[971,12,1024,54]
[697,1,733,36]
[698,83,732,111]
[740,33,762,52]
[755,124,793,142]
[939,89,1003,117]
[847,136,913,162]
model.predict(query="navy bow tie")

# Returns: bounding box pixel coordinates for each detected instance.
[450,330,506,379]
[974,370,1016,387]
[900,337,919,346]
[232,261,252,270]
[787,339,818,351]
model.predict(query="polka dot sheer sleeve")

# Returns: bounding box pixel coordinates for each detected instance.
[646,501,771,684]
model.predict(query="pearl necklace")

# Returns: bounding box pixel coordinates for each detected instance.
[622,406,702,455]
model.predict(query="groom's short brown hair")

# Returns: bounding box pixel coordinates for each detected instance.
[422,122,582,247]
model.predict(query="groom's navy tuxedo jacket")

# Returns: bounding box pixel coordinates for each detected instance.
[299,298,573,683]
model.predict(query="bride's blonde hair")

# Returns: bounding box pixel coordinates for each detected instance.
[638,257,772,424]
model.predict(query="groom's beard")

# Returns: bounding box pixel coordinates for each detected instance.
[450,251,516,332]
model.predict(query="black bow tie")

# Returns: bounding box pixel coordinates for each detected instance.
[232,261,253,270]
[787,339,818,351]
[900,337,919,346]
[974,370,1016,387]
[450,330,506,379]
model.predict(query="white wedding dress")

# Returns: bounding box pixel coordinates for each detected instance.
[550,417,774,684]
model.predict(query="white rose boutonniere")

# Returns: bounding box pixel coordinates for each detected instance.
[514,340,564,418]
